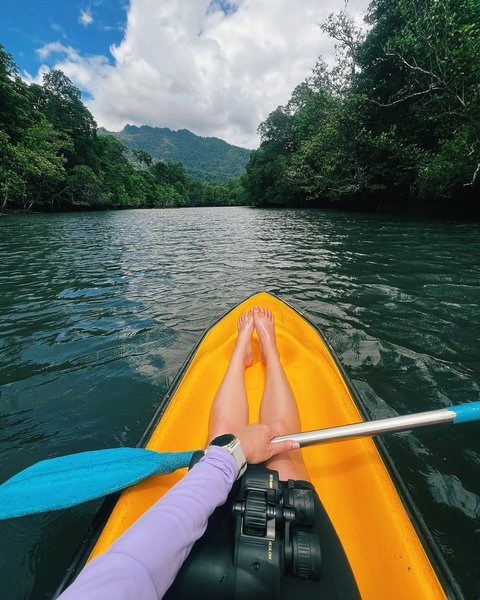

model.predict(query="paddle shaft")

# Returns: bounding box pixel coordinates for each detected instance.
[272,407,455,448]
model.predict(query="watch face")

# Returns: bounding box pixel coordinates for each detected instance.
[210,433,236,447]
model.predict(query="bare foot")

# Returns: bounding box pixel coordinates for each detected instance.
[252,307,279,364]
[235,311,254,367]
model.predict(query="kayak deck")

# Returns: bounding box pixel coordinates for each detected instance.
[88,292,446,599]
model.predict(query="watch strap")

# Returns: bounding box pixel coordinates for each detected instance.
[208,434,247,479]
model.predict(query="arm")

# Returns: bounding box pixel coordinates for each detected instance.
[59,446,238,600]
[58,425,298,600]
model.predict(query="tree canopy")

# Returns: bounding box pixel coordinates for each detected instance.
[243,0,480,214]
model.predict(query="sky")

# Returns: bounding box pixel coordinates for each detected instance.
[1,0,371,148]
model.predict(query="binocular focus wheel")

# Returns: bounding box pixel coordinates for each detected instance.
[243,490,268,536]
[292,529,322,580]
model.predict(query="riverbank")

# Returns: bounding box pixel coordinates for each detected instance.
[2,192,480,220]
[298,190,480,220]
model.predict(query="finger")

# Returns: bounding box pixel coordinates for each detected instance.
[269,440,300,457]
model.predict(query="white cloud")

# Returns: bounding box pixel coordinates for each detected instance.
[79,9,93,26]
[32,0,370,148]
[37,42,79,62]
[27,43,111,87]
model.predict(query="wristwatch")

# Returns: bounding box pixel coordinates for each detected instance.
[208,433,247,479]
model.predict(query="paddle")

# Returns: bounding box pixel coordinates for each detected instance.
[0,448,195,520]
[0,401,478,520]
[272,400,480,447]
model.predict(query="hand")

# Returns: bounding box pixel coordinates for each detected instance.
[234,423,300,464]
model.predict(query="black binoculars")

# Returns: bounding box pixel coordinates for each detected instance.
[231,465,322,598]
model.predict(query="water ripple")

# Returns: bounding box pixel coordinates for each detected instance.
[1,207,479,598]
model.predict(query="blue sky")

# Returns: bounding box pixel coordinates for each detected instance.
[1,0,127,76]
[0,0,369,148]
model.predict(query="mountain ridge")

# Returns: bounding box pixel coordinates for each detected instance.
[99,124,251,183]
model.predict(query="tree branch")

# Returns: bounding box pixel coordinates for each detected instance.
[385,49,440,81]
[464,162,480,187]
[384,47,466,109]
[370,85,442,107]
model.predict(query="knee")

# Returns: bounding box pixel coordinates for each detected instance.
[268,418,296,437]
[208,419,240,440]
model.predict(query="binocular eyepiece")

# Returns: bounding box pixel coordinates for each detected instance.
[233,467,322,584]
[234,484,316,533]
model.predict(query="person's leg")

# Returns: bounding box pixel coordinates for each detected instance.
[207,311,253,442]
[254,307,310,481]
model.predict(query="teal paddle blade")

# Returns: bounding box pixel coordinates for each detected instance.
[0,447,195,520]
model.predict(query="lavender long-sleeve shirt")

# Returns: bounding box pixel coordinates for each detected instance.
[58,446,238,600]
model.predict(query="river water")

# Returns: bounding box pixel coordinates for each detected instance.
[0,207,479,599]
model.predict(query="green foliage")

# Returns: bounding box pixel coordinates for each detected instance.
[1,118,68,210]
[418,128,479,199]
[244,0,480,213]
[0,43,247,212]
[66,165,102,206]
[0,46,33,143]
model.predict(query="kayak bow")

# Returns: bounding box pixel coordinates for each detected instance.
[58,292,458,599]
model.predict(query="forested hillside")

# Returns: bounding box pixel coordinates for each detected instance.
[0,45,247,211]
[244,0,480,215]
[103,125,250,183]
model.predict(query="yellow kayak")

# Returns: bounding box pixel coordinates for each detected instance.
[79,292,450,598]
